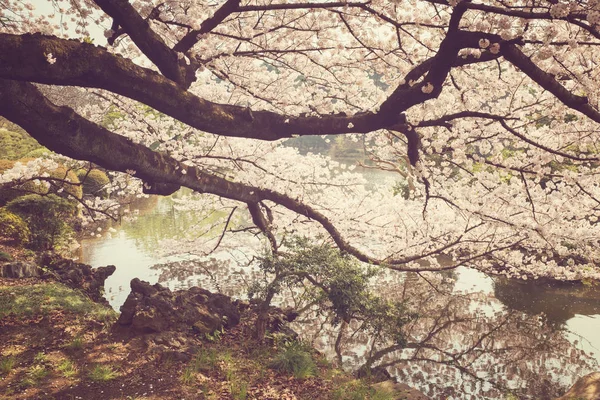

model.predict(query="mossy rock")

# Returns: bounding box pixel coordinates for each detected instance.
[0,208,30,245]
[76,169,110,198]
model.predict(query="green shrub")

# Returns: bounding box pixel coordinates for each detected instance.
[0,159,82,204]
[76,169,110,198]
[57,359,78,378]
[88,364,118,381]
[0,251,12,262]
[0,356,15,375]
[269,341,317,379]
[6,194,77,250]
[23,148,52,159]
[0,159,45,205]
[0,208,30,245]
[44,165,82,200]
[0,129,41,160]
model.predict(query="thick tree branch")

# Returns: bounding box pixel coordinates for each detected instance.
[93,0,195,87]
[172,0,241,53]
[0,33,394,140]
[501,42,600,124]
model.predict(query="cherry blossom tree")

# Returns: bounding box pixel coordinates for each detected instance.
[1,0,600,279]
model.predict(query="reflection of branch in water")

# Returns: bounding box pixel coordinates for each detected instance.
[297,272,598,399]
[150,258,234,293]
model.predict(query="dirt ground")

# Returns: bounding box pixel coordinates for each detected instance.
[0,277,364,400]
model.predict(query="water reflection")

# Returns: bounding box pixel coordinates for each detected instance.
[80,195,600,399]
[494,278,600,324]
[294,268,598,399]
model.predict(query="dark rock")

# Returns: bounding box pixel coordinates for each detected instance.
[357,365,393,383]
[118,279,240,336]
[556,372,600,400]
[0,261,40,278]
[371,380,430,399]
[38,252,116,305]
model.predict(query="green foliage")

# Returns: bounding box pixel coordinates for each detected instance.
[191,347,218,372]
[0,129,41,160]
[57,358,78,378]
[230,379,249,400]
[269,340,317,379]
[180,365,196,385]
[0,159,82,205]
[6,194,77,250]
[33,352,47,364]
[22,364,48,387]
[0,251,12,262]
[23,148,53,158]
[251,237,417,345]
[0,159,46,205]
[0,282,116,320]
[0,356,15,375]
[88,364,118,381]
[76,168,110,198]
[392,181,409,199]
[251,237,378,323]
[45,165,83,200]
[66,336,84,351]
[204,326,224,342]
[101,106,126,129]
[0,208,30,245]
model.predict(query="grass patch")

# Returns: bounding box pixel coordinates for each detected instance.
[66,336,84,351]
[191,347,218,373]
[57,358,78,378]
[88,364,118,382]
[230,379,249,400]
[180,366,196,386]
[33,351,47,364]
[0,251,13,262]
[0,282,116,321]
[0,355,16,375]
[22,364,49,387]
[269,341,317,380]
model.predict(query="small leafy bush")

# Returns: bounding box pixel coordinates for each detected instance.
[0,356,15,375]
[45,165,83,200]
[0,129,41,160]
[0,159,82,204]
[0,208,30,245]
[76,168,110,198]
[0,251,12,262]
[88,364,118,381]
[6,194,77,250]
[57,359,78,378]
[0,159,46,205]
[23,148,52,159]
[269,341,317,379]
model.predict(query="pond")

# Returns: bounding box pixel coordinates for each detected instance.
[78,190,600,399]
